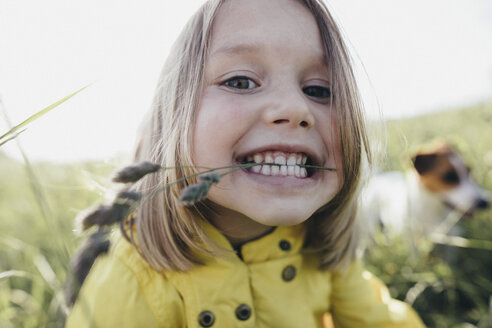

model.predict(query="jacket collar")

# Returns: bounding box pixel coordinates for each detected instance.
[199,219,306,264]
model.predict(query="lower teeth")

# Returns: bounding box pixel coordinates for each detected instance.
[250,164,307,178]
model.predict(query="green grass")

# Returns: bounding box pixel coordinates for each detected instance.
[0,153,120,327]
[365,102,492,327]
[0,102,491,327]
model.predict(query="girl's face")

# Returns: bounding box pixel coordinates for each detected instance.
[193,0,342,238]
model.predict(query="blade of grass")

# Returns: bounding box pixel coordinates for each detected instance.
[0,96,82,318]
[0,128,26,147]
[0,98,74,262]
[0,235,69,315]
[0,84,91,145]
[429,233,492,251]
[0,270,31,281]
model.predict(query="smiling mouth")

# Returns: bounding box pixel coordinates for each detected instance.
[237,150,315,178]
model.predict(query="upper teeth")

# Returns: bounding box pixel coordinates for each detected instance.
[245,151,309,178]
[247,151,307,165]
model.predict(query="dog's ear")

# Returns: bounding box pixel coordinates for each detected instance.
[412,153,438,175]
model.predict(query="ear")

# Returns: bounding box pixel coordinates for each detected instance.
[412,153,438,175]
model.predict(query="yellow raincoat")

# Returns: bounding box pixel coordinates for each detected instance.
[66,221,425,327]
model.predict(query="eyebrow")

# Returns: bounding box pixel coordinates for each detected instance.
[211,41,328,66]
[210,42,265,58]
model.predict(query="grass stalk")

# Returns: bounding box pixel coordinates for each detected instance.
[0,100,70,262]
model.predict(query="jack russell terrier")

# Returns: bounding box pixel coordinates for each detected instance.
[360,142,490,243]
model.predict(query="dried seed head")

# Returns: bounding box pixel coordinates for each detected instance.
[179,182,212,206]
[112,161,161,183]
[198,173,221,184]
[77,205,109,231]
[78,203,131,231]
[65,229,111,306]
[116,190,141,202]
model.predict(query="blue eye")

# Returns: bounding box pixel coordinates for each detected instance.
[222,76,258,90]
[303,85,332,99]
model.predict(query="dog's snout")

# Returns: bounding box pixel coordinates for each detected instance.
[476,198,490,209]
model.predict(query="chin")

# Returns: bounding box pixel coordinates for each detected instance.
[244,205,316,227]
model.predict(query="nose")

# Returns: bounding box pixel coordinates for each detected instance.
[264,88,315,129]
[476,198,489,209]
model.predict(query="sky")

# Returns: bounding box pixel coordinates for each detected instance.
[1,0,491,163]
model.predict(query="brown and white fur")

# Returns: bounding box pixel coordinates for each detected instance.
[360,142,490,243]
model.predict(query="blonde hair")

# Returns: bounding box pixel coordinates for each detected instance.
[131,0,371,271]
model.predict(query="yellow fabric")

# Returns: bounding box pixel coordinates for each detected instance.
[66,221,425,327]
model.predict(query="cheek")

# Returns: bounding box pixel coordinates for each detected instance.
[195,92,251,131]
[192,92,253,163]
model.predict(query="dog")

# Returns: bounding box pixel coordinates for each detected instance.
[360,142,490,244]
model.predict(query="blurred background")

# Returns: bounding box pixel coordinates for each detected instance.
[0,0,491,327]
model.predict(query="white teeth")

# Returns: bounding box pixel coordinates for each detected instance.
[274,155,286,165]
[280,165,288,176]
[287,155,297,166]
[271,165,280,176]
[245,150,311,179]
[288,165,295,175]
[261,165,271,175]
[251,164,308,179]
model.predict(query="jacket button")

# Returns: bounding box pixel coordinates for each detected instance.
[235,304,252,321]
[282,265,296,282]
[198,311,215,327]
[279,240,291,251]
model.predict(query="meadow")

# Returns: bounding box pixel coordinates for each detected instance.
[365,102,492,327]
[0,102,491,327]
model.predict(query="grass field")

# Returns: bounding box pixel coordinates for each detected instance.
[0,155,120,327]
[1,102,491,327]
[365,102,492,327]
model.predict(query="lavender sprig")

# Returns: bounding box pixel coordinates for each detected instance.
[64,229,110,306]
[112,161,162,183]
[179,173,222,205]
[78,190,141,231]
[66,161,335,305]
[78,161,335,230]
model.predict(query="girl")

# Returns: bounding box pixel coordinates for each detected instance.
[67,0,425,327]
